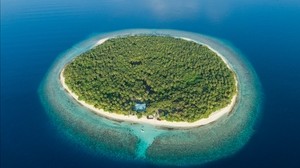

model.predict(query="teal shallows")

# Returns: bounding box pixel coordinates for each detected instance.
[39,29,263,166]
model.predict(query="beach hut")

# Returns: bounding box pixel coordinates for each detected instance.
[134,103,146,112]
[147,115,154,119]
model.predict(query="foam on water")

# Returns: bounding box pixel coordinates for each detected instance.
[39,29,263,166]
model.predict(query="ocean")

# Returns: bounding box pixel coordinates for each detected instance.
[1,0,300,167]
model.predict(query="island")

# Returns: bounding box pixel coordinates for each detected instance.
[40,29,261,165]
[60,35,238,128]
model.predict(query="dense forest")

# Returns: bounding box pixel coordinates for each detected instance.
[63,35,237,122]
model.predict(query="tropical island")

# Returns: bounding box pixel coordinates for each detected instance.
[60,35,238,128]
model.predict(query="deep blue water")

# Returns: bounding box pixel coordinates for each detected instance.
[1,0,300,167]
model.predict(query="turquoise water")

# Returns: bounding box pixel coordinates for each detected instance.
[39,29,263,166]
[2,1,300,167]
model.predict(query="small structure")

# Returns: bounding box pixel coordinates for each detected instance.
[147,115,154,119]
[133,103,146,112]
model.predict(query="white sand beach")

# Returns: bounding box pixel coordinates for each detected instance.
[95,38,109,46]
[59,37,238,128]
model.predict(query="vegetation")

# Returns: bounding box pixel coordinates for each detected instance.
[63,35,237,122]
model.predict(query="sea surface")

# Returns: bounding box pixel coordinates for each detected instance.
[1,0,300,167]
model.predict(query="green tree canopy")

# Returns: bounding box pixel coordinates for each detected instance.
[64,35,237,122]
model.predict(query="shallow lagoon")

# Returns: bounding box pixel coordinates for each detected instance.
[39,29,263,166]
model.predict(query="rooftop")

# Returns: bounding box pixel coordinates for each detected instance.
[134,103,146,112]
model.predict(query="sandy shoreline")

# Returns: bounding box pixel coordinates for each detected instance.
[59,37,238,129]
